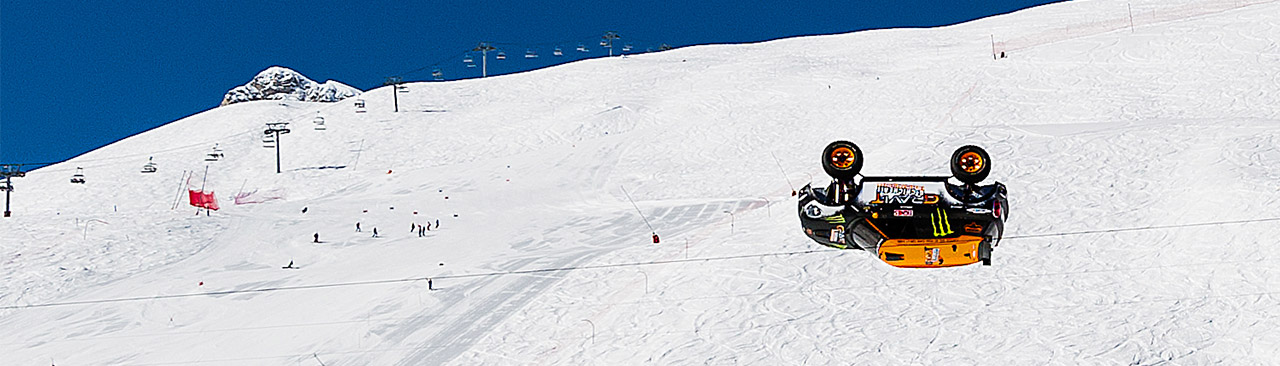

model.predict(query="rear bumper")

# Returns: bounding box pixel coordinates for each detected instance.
[877,236,985,268]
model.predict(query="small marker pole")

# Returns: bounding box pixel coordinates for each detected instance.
[621,186,657,240]
[1128,3,1135,33]
[770,152,796,196]
[581,319,596,344]
[991,34,997,60]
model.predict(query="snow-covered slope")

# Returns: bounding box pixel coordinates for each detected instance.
[220,66,362,106]
[3,0,1279,364]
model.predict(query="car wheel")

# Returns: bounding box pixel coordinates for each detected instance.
[951,145,991,184]
[822,140,863,181]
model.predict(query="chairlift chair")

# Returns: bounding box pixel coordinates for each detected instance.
[313,115,327,131]
[70,167,86,184]
[141,157,157,173]
[599,39,609,47]
[204,143,225,160]
[622,44,633,52]
[553,47,563,56]
[354,99,367,113]
[496,51,506,60]
[432,69,443,80]
[577,44,588,52]
[263,132,276,148]
[525,49,537,58]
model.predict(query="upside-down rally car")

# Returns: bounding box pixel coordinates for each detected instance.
[798,141,1008,268]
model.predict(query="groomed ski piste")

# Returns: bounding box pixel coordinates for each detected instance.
[3,0,1279,364]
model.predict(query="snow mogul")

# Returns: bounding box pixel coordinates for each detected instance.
[797,141,1008,268]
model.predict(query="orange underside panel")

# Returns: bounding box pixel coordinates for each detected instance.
[877,235,983,268]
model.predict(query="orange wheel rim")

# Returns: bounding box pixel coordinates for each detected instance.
[959,151,984,173]
[830,147,855,169]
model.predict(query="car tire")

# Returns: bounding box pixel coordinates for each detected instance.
[951,145,991,184]
[822,140,863,181]
[978,240,993,266]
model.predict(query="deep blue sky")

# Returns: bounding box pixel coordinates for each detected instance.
[1,0,1058,166]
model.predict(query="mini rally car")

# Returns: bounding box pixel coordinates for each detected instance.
[798,141,1008,268]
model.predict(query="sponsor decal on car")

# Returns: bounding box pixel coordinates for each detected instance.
[964,222,983,233]
[823,215,846,224]
[924,247,941,265]
[829,225,845,244]
[872,183,922,204]
[967,208,992,215]
[871,183,940,205]
[894,209,913,217]
[931,208,953,237]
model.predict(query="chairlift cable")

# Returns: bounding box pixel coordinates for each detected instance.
[10,214,1280,310]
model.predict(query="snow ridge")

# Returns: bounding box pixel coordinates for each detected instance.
[220,66,361,106]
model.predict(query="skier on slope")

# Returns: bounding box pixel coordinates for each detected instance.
[356,222,361,232]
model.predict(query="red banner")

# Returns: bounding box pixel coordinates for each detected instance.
[189,190,220,210]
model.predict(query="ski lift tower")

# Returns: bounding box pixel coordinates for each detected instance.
[602,31,621,56]
[264,122,292,174]
[472,42,497,77]
[384,76,406,112]
[1,164,27,217]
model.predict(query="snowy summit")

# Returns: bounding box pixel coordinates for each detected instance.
[220,66,361,106]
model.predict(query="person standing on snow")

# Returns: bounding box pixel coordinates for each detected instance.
[356,222,362,232]
[372,227,379,237]
[313,233,319,243]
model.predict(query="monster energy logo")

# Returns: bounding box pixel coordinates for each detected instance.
[931,208,953,237]
[823,215,846,224]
